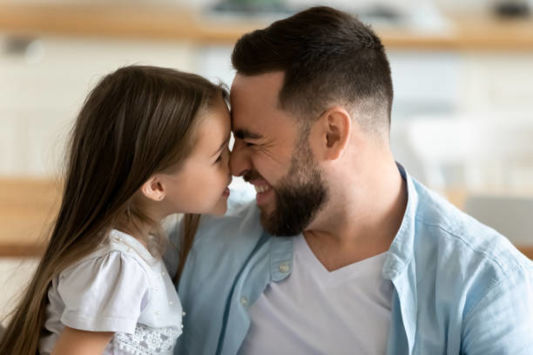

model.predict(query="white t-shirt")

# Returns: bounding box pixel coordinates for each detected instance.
[240,235,393,355]
[39,229,183,355]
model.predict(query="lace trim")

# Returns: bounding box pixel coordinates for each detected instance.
[112,323,181,355]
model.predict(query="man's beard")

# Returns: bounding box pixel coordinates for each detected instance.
[255,142,328,236]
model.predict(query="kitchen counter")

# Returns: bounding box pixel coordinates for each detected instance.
[0,3,533,50]
[0,178,59,257]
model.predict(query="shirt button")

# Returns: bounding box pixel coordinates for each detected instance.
[182,311,186,316]
[169,301,174,305]
[240,297,248,306]
[279,262,290,273]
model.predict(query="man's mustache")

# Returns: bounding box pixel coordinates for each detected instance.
[243,170,264,183]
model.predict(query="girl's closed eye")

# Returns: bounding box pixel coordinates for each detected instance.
[215,152,224,163]
[215,144,230,164]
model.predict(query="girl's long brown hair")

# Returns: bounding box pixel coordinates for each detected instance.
[0,65,225,354]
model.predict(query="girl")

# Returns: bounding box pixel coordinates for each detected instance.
[0,65,231,354]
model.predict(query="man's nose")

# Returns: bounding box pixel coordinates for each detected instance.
[230,140,251,177]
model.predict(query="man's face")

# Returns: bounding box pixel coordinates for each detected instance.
[230,72,327,236]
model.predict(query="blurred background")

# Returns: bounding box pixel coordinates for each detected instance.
[1,0,532,321]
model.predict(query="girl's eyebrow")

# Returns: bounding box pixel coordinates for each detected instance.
[211,134,231,157]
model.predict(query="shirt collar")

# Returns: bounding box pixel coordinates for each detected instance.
[269,236,294,282]
[109,228,159,265]
[382,163,419,281]
[382,163,420,353]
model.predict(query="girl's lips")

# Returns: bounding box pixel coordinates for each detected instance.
[222,187,230,198]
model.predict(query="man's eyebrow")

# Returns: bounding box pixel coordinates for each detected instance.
[233,129,263,140]
[211,134,231,157]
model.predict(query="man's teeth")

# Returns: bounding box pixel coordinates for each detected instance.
[254,185,271,194]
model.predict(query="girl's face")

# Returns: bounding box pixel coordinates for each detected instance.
[159,95,232,216]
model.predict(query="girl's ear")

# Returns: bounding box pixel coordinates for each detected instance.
[313,106,351,161]
[141,176,166,201]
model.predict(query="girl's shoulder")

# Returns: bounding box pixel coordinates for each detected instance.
[62,229,159,279]
[52,230,161,314]
[45,229,182,336]
[44,232,154,335]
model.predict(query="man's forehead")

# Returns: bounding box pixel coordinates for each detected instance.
[231,71,284,100]
[230,71,294,139]
[230,106,263,138]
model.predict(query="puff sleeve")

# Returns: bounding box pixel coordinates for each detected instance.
[57,251,150,334]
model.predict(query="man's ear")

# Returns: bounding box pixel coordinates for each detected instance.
[314,107,351,161]
[141,176,166,202]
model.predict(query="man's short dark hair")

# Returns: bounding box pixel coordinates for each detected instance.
[232,6,393,136]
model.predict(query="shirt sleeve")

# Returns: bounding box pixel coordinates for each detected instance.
[57,250,150,334]
[461,265,533,355]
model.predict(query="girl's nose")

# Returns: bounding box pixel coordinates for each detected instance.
[229,140,251,177]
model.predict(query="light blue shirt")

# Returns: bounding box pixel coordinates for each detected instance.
[167,166,533,355]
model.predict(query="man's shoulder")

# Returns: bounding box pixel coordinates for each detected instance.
[411,179,531,283]
[405,179,532,327]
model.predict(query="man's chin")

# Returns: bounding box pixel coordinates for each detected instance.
[258,206,273,228]
[259,208,304,237]
[256,192,275,215]
[258,205,283,236]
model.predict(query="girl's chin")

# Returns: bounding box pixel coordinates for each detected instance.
[207,202,228,217]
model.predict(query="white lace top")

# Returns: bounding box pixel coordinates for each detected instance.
[39,229,183,355]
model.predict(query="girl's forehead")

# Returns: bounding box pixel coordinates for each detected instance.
[192,101,231,154]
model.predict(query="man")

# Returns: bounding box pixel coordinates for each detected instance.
[168,6,533,355]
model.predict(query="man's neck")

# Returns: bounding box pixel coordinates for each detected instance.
[303,160,407,271]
